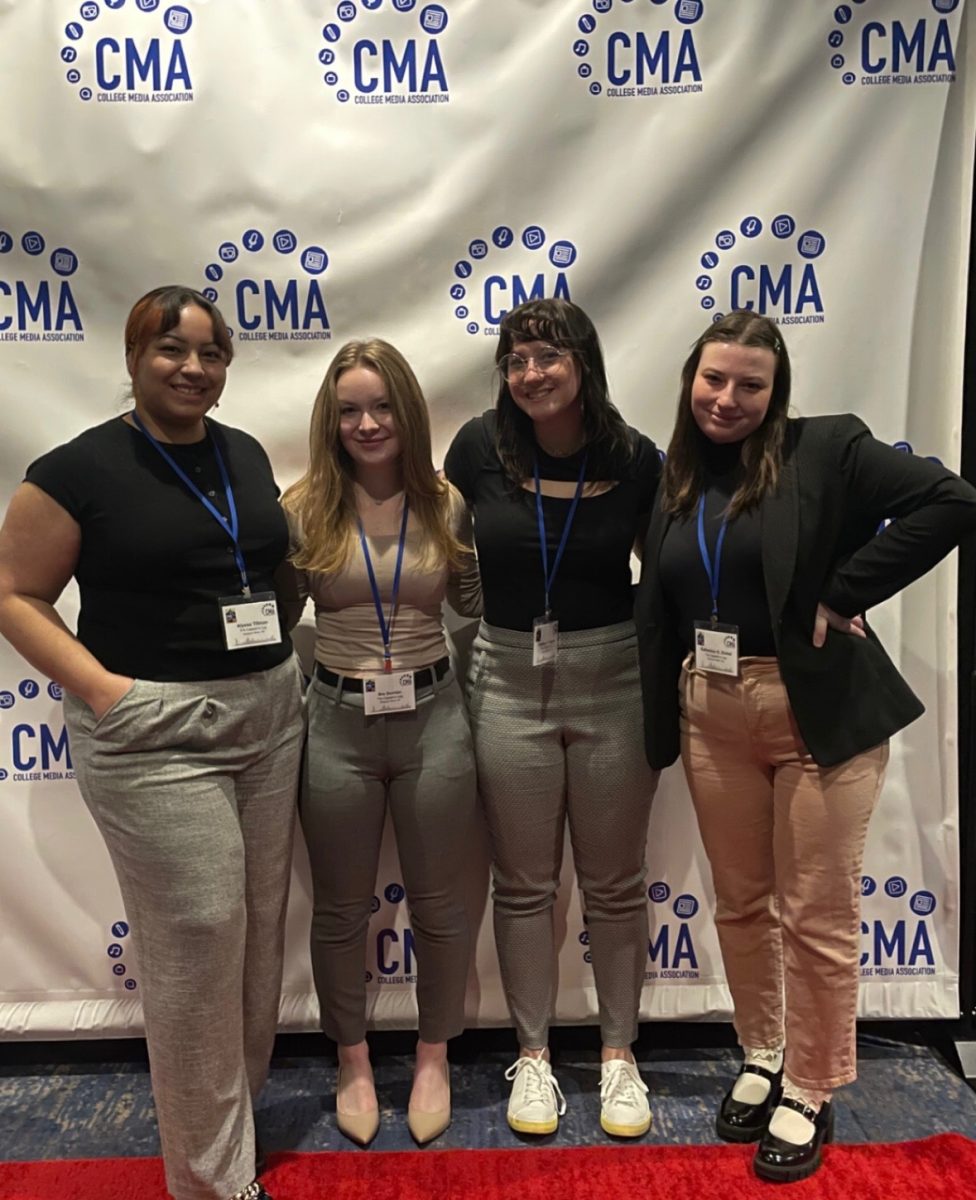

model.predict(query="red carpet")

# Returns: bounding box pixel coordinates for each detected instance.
[1,1135,972,1200]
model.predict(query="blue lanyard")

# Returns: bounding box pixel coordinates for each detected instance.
[131,412,251,595]
[534,453,588,619]
[358,500,410,672]
[697,495,729,625]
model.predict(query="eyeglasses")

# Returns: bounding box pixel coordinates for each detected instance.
[498,347,572,380]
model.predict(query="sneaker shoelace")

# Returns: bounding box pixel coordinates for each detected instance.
[600,1060,649,1112]
[505,1057,567,1116]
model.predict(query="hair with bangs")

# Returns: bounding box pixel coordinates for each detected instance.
[284,339,467,576]
[124,285,233,369]
[661,311,791,519]
[493,298,634,482]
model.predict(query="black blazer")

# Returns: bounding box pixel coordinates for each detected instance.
[635,415,976,769]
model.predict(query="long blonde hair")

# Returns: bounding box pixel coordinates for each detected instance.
[284,339,466,575]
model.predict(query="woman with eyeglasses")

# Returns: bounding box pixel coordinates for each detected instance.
[283,339,480,1147]
[444,298,662,1139]
[635,310,976,1182]
[0,286,304,1200]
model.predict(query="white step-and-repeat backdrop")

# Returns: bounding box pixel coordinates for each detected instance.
[0,0,973,1038]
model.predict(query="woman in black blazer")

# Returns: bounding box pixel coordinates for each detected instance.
[635,311,976,1183]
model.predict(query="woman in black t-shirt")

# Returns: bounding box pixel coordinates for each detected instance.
[0,287,302,1200]
[444,298,661,1140]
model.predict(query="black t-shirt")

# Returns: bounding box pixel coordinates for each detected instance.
[658,440,776,655]
[444,411,661,631]
[26,416,292,681]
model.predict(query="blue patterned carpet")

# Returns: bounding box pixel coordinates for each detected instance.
[2,1029,975,1160]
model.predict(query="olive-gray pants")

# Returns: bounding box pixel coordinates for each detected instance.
[301,667,477,1045]
[63,655,304,1200]
[467,621,659,1049]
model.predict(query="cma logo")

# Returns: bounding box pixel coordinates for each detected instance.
[860,18,956,75]
[860,876,937,969]
[648,924,699,970]
[201,230,332,343]
[351,38,446,93]
[695,215,826,323]
[11,724,72,772]
[573,0,704,97]
[94,37,191,92]
[0,233,83,336]
[450,226,579,335]
[319,2,450,105]
[60,2,195,102]
[376,927,416,976]
[860,919,934,968]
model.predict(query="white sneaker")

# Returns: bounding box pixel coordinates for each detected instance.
[504,1056,567,1134]
[600,1059,651,1137]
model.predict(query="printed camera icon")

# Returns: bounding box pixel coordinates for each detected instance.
[799,234,824,257]
[23,234,43,255]
[773,216,794,238]
[81,2,99,18]
[422,7,446,32]
[594,0,611,12]
[274,232,296,253]
[0,693,14,710]
[674,896,697,918]
[716,232,734,250]
[911,892,935,915]
[166,9,190,33]
[53,251,75,274]
[303,250,326,271]
[219,244,237,262]
[338,2,356,19]
[678,0,702,18]
[551,243,574,266]
[469,240,488,259]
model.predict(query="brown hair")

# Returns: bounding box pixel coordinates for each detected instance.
[661,311,790,518]
[124,285,233,368]
[494,298,634,482]
[283,339,467,575]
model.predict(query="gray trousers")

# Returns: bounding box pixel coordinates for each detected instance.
[301,667,477,1045]
[467,621,658,1049]
[63,654,304,1200]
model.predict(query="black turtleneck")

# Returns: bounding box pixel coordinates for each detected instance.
[658,437,776,656]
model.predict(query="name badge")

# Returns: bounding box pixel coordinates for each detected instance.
[363,670,417,716]
[693,620,740,677]
[532,615,558,667]
[218,592,282,651]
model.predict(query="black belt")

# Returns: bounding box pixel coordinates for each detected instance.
[314,656,450,693]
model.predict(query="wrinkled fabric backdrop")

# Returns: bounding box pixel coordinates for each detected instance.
[0,0,973,1037]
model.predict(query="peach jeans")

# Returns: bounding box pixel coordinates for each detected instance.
[680,656,888,1090]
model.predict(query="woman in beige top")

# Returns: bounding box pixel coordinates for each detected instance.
[283,339,479,1148]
